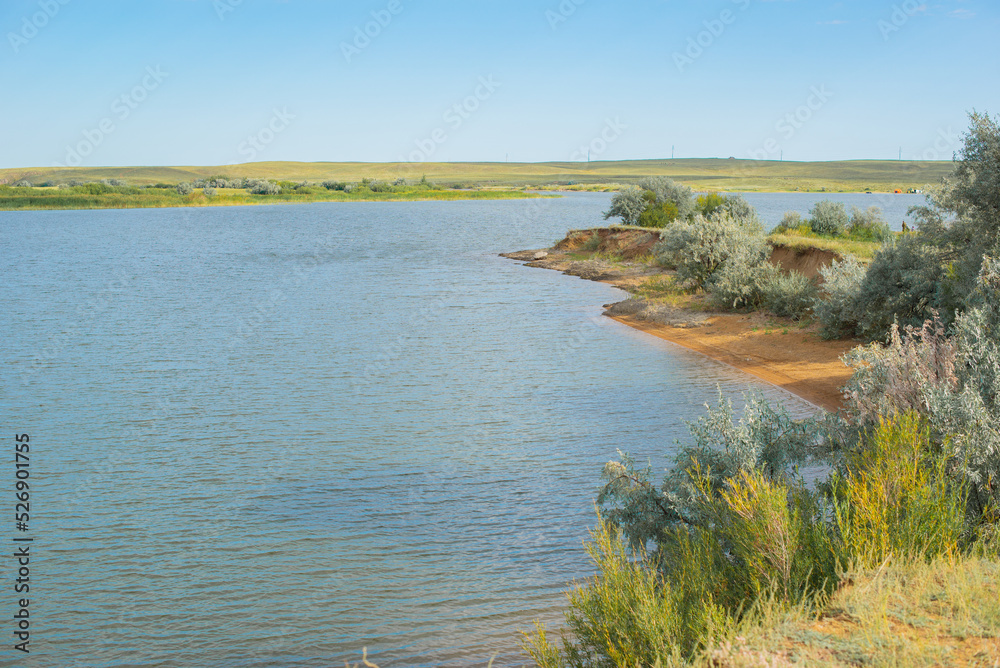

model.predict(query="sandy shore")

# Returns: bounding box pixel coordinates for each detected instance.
[503,233,856,412]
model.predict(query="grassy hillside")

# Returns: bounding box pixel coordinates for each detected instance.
[0,158,954,193]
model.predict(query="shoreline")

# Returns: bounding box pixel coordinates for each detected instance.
[605,312,852,412]
[503,233,856,412]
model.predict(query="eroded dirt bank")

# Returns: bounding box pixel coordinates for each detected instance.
[503,228,854,412]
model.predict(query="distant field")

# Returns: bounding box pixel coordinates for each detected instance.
[0,158,954,193]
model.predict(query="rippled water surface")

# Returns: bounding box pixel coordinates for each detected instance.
[3,194,816,667]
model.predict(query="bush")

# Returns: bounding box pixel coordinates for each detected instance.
[321,180,348,191]
[176,182,193,195]
[844,258,1000,524]
[655,210,772,310]
[809,200,849,236]
[638,176,696,220]
[636,199,679,228]
[814,256,866,339]
[847,205,892,242]
[246,179,280,195]
[13,180,32,188]
[603,186,646,226]
[366,180,394,193]
[707,245,778,311]
[101,178,127,187]
[831,413,967,567]
[653,215,767,288]
[774,210,803,232]
[696,192,725,218]
[761,270,817,319]
[852,234,948,341]
[522,519,696,667]
[717,194,758,226]
[203,187,216,198]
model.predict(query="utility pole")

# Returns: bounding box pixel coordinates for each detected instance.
[588,149,591,163]
[671,145,675,160]
[899,147,902,161]
[780,150,783,162]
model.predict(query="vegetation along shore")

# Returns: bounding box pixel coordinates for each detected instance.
[507,112,1000,667]
[0,176,547,211]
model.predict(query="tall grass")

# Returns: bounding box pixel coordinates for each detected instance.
[523,412,984,667]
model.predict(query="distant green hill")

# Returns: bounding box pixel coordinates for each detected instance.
[0,158,953,192]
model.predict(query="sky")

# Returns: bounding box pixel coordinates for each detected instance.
[1,0,998,168]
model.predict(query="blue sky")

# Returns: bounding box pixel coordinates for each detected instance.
[1,0,997,167]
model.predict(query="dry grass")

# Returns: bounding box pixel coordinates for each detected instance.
[707,555,1000,667]
[768,232,884,262]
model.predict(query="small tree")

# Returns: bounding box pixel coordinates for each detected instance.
[638,176,696,220]
[603,186,646,226]
[176,182,193,195]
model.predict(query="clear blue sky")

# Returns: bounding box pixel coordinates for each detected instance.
[2,0,998,168]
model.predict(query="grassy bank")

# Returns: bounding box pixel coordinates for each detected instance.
[0,183,546,211]
[0,158,953,193]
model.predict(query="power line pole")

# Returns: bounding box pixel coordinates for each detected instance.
[671,145,675,160]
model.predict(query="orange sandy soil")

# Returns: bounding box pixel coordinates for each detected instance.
[608,312,855,412]
[505,228,858,412]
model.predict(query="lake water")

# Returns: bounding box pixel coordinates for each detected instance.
[3,193,826,667]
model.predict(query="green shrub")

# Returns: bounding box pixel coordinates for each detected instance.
[774,210,803,232]
[852,234,948,341]
[761,270,817,319]
[321,180,348,191]
[13,180,32,188]
[831,413,967,567]
[847,205,892,242]
[176,182,193,195]
[844,259,1000,525]
[638,176,696,220]
[654,212,769,294]
[814,256,866,339]
[603,185,646,226]
[246,179,280,195]
[522,519,698,667]
[636,200,679,228]
[707,247,778,311]
[203,187,216,198]
[809,200,849,236]
[696,192,725,218]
